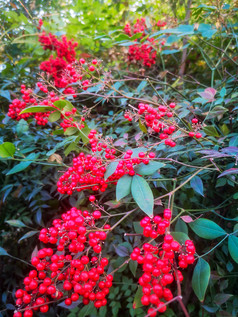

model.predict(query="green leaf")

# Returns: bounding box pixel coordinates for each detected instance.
[203,126,219,137]
[135,161,165,176]
[53,100,67,110]
[6,219,26,228]
[6,160,32,175]
[116,174,132,201]
[139,119,147,133]
[0,246,9,256]
[228,235,238,263]
[48,111,61,122]
[114,33,131,42]
[64,127,78,136]
[133,286,143,309]
[129,260,138,277]
[206,106,228,119]
[171,232,190,244]
[18,231,39,243]
[0,142,15,158]
[104,161,119,180]
[130,147,148,158]
[79,126,91,144]
[16,120,29,135]
[137,80,147,93]
[131,175,154,216]
[6,153,37,175]
[189,218,226,239]
[20,105,57,114]
[192,258,210,301]
[190,176,204,196]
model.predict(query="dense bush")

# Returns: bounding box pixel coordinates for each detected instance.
[1,1,238,317]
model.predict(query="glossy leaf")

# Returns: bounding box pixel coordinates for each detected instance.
[192,258,210,301]
[135,161,165,176]
[228,235,238,263]
[0,142,15,158]
[189,218,226,239]
[190,176,204,196]
[116,174,132,201]
[53,100,67,110]
[5,220,26,228]
[104,161,119,180]
[131,175,154,216]
[20,105,57,114]
[0,246,9,256]
[171,232,190,244]
[203,126,219,137]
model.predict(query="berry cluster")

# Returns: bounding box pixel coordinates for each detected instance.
[57,146,156,195]
[188,118,202,139]
[14,207,112,317]
[7,85,60,125]
[130,211,195,316]
[124,18,165,67]
[124,102,177,147]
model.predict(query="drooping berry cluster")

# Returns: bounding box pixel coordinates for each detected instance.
[130,211,196,316]
[14,207,112,317]
[124,18,165,67]
[57,146,156,195]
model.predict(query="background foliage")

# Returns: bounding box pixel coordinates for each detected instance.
[0,0,238,316]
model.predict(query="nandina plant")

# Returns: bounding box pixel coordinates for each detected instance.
[2,25,238,317]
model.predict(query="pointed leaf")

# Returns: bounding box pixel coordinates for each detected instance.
[0,246,9,256]
[192,258,210,301]
[116,174,132,201]
[53,100,67,110]
[6,160,32,175]
[139,119,147,133]
[133,286,143,309]
[135,161,165,176]
[190,176,204,196]
[0,142,15,158]
[6,219,26,227]
[20,105,57,114]
[18,231,39,243]
[48,111,61,122]
[131,175,154,216]
[218,168,238,178]
[171,232,190,244]
[189,218,226,239]
[228,235,238,263]
[104,161,119,180]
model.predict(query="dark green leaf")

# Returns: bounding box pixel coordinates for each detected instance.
[0,142,15,158]
[189,218,226,239]
[228,235,238,263]
[133,286,143,309]
[171,232,190,244]
[131,175,154,216]
[129,260,138,277]
[135,161,165,176]
[116,174,132,201]
[192,258,210,301]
